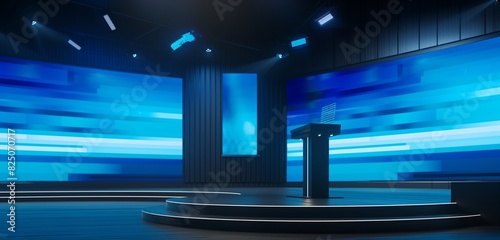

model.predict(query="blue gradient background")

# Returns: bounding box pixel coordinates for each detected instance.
[287,37,500,182]
[0,57,183,182]
[222,73,258,155]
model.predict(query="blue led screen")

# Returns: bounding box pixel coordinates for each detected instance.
[222,73,258,156]
[287,36,500,182]
[0,57,183,182]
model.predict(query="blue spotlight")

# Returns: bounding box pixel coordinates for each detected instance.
[277,53,289,59]
[132,53,137,58]
[170,32,196,51]
[32,21,37,26]
[291,37,307,48]
[206,48,212,53]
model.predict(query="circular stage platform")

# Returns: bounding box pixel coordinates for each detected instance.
[142,188,482,233]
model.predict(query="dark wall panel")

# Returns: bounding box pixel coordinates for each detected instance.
[377,0,399,58]
[183,51,287,186]
[486,1,500,33]
[334,36,349,68]
[461,0,486,39]
[360,0,381,63]
[377,19,399,58]
[420,1,438,49]
[398,1,419,53]
[438,0,461,44]
[361,36,379,63]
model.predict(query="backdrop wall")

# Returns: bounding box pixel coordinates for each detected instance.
[0,56,183,182]
[287,36,500,182]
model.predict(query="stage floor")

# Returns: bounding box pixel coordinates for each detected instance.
[142,187,483,233]
[215,187,451,205]
[2,187,500,239]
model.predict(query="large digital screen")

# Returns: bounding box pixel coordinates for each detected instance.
[287,36,500,182]
[0,57,183,182]
[222,73,258,156]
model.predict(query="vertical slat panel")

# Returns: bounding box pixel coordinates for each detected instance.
[377,0,399,58]
[194,64,201,183]
[336,0,361,66]
[485,0,500,33]
[335,33,350,67]
[438,0,461,44]
[215,60,222,181]
[461,0,486,40]
[361,0,380,62]
[209,62,215,182]
[201,63,207,182]
[420,0,438,49]
[183,67,189,182]
[377,21,399,58]
[183,47,287,185]
[398,1,419,53]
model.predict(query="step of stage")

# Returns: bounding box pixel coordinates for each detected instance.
[165,196,464,219]
[0,190,241,202]
[142,194,483,233]
[142,205,482,233]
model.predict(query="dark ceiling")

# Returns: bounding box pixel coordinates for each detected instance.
[1,0,337,60]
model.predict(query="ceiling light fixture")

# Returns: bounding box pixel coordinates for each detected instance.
[68,39,81,50]
[103,14,116,31]
[291,37,307,48]
[171,31,196,51]
[317,12,334,26]
[277,53,289,59]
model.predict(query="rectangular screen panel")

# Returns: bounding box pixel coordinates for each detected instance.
[287,36,500,182]
[222,73,258,156]
[0,57,183,182]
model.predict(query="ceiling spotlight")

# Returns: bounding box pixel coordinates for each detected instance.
[317,12,334,26]
[206,48,212,53]
[291,37,307,48]
[68,39,81,50]
[103,14,116,31]
[171,31,196,51]
[32,21,37,26]
[277,53,289,59]
[132,53,137,58]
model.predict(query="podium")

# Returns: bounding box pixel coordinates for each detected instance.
[291,123,341,198]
